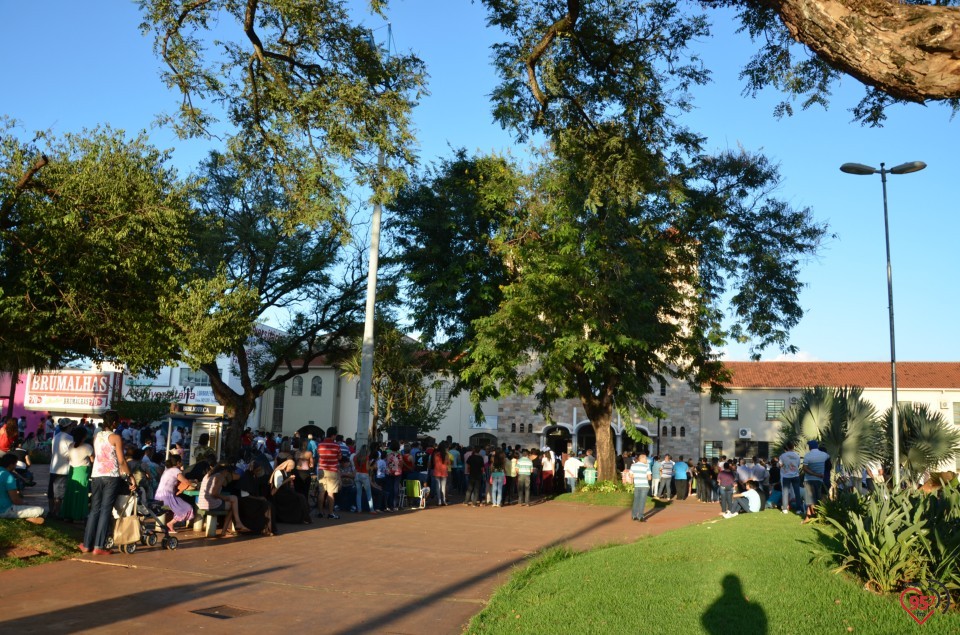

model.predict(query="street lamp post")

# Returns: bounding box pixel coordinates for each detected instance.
[839,160,926,489]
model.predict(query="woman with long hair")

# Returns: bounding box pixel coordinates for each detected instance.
[80,411,136,555]
[198,463,250,535]
[384,440,402,512]
[61,426,94,522]
[540,449,555,500]
[430,442,450,506]
[490,450,506,507]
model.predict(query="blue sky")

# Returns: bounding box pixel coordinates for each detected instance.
[3,1,957,363]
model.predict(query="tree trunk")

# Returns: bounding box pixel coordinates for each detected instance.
[201,360,260,461]
[763,0,960,102]
[593,412,617,482]
[5,368,17,418]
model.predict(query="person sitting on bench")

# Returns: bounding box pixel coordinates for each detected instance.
[197,463,250,535]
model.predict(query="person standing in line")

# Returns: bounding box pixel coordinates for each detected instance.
[490,450,506,507]
[353,445,377,514]
[316,428,342,519]
[48,420,74,519]
[802,440,830,523]
[717,461,736,516]
[563,453,584,494]
[430,442,450,506]
[516,449,534,506]
[61,427,94,522]
[80,411,136,555]
[540,449,555,499]
[651,455,662,500]
[778,443,802,515]
[673,455,690,500]
[465,446,485,506]
[630,452,652,521]
[658,454,675,499]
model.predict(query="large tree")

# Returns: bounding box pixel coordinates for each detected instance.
[395,1,827,480]
[0,123,196,389]
[140,0,426,455]
[173,150,366,458]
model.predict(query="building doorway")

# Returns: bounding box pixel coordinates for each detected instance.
[541,425,571,455]
[469,433,497,449]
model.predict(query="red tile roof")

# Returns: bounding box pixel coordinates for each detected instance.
[720,362,960,389]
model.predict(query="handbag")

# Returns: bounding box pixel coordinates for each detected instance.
[112,494,141,545]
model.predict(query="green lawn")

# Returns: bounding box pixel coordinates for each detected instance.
[467,512,960,635]
[553,486,668,510]
[0,519,83,569]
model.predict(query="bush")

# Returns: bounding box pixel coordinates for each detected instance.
[815,489,866,526]
[579,479,632,494]
[814,483,960,604]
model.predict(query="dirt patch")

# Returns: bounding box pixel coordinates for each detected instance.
[1,546,47,559]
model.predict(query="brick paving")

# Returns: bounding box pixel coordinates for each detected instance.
[2,466,719,634]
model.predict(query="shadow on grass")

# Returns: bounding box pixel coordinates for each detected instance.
[701,574,768,634]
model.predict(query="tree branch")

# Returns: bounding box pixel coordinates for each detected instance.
[760,0,960,103]
[0,155,49,228]
[525,0,581,110]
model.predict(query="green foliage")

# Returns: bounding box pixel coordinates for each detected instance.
[112,385,178,425]
[399,2,827,481]
[579,479,632,494]
[339,325,451,438]
[0,122,195,373]
[0,519,83,570]
[882,402,960,486]
[814,489,867,527]
[814,484,960,602]
[774,386,882,476]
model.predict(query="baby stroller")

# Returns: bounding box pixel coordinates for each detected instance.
[104,486,179,553]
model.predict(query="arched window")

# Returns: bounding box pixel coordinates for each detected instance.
[291,376,303,396]
[519,423,525,433]
[680,426,686,437]
[511,423,517,433]
[671,426,676,437]
[662,426,668,437]
[311,376,322,396]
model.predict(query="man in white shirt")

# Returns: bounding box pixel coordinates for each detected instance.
[563,454,584,493]
[802,440,831,522]
[724,481,761,518]
[47,421,74,518]
[779,443,802,514]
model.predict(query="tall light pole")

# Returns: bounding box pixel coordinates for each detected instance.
[839,160,926,489]
[355,24,392,452]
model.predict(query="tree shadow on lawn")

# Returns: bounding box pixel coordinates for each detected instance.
[701,574,768,634]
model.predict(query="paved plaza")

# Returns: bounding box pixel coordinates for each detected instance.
[1,469,717,634]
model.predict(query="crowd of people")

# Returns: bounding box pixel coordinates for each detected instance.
[2,407,878,548]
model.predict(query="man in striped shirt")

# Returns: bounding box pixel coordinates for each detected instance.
[516,450,534,506]
[630,452,652,521]
[317,427,342,519]
[658,454,675,499]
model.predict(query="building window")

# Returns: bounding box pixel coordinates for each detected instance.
[519,423,525,433]
[720,399,739,420]
[662,426,668,437]
[670,425,676,437]
[680,426,685,437]
[703,441,722,459]
[291,376,303,396]
[311,376,322,396]
[660,380,667,396]
[179,367,218,387]
[435,381,452,402]
[271,385,284,433]
[511,423,517,432]
[765,399,785,420]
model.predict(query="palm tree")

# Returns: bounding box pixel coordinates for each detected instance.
[882,403,960,487]
[775,386,883,490]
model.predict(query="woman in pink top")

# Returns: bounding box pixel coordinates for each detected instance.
[430,442,450,506]
[80,411,135,555]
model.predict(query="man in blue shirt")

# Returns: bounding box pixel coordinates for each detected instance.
[802,440,830,523]
[0,454,45,523]
[673,456,690,500]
